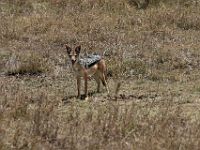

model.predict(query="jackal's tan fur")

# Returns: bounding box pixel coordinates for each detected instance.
[65,45,109,100]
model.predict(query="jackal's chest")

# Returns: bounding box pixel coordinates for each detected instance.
[72,63,98,77]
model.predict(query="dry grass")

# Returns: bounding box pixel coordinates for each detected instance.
[1,0,200,149]
[5,51,50,76]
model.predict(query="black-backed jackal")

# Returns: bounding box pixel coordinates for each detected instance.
[65,45,110,100]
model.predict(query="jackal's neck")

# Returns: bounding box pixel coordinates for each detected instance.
[72,58,82,70]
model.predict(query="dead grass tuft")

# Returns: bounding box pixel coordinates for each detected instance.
[5,51,49,76]
[177,14,200,31]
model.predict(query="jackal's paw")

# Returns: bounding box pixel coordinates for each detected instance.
[84,96,89,101]
[77,95,81,99]
[106,93,111,99]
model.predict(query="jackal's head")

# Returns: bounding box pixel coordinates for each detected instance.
[65,45,81,65]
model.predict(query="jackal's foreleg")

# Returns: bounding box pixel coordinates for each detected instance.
[84,74,88,100]
[76,76,81,99]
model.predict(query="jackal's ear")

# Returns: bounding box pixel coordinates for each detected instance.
[65,44,72,54]
[75,45,81,54]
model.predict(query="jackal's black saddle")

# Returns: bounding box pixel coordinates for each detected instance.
[79,54,102,69]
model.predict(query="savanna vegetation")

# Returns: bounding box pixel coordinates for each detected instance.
[1,0,200,149]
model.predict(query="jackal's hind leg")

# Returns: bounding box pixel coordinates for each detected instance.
[94,74,101,93]
[100,73,110,94]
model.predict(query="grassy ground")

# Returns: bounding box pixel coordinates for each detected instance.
[1,0,200,149]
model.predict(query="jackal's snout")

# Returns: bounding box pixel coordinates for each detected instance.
[71,57,77,64]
